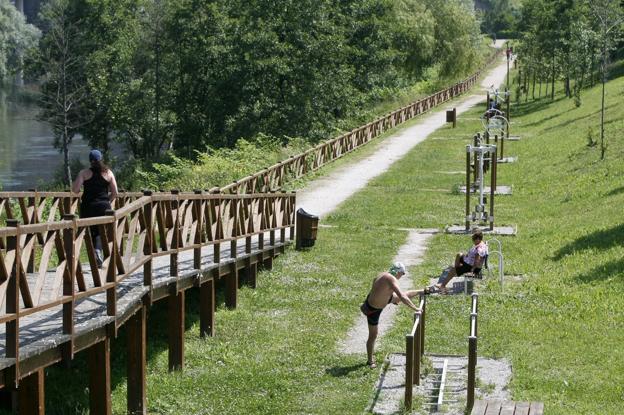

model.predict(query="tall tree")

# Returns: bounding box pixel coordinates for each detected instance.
[589,0,623,159]
[37,0,88,187]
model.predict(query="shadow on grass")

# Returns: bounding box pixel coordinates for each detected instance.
[573,257,624,284]
[553,224,624,261]
[542,104,618,134]
[325,363,368,377]
[511,96,566,118]
[606,186,624,197]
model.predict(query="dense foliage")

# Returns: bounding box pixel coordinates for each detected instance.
[0,0,39,84]
[32,0,485,186]
[477,0,521,39]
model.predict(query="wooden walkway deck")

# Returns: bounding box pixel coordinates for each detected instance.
[471,400,544,415]
[0,190,298,414]
[0,234,285,372]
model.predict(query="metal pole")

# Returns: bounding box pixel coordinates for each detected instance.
[466,146,471,231]
[500,127,505,160]
[473,134,479,188]
[490,146,497,231]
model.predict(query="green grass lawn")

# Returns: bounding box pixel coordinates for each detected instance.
[37,68,624,414]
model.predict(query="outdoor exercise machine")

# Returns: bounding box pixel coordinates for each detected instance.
[465,135,497,231]
[481,107,511,161]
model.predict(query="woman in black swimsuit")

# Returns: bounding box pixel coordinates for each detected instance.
[72,149,118,266]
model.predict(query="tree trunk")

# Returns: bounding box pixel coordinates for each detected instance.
[551,53,556,100]
[532,67,536,99]
[565,75,570,98]
[63,131,72,188]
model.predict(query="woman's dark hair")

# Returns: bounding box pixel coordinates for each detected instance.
[471,229,483,241]
[90,159,110,174]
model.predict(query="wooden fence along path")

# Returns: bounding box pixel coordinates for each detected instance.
[0,190,295,414]
[220,51,501,195]
[404,294,426,410]
[0,49,501,414]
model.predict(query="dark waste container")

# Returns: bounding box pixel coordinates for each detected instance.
[296,208,319,249]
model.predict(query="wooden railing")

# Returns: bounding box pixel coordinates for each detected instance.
[221,50,502,195]
[404,293,427,410]
[0,191,296,383]
[467,293,479,411]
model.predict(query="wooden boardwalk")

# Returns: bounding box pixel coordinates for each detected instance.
[0,236,284,367]
[0,191,296,414]
[471,400,544,415]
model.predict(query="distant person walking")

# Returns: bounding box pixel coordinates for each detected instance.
[72,149,118,266]
[360,262,422,368]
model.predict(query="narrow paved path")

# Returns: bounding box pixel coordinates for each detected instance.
[292,51,510,356]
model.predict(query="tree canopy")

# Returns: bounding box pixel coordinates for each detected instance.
[32,0,485,165]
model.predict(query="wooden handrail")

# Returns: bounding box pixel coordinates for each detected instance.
[404,293,427,411]
[0,191,297,372]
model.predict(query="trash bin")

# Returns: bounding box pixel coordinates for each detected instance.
[296,208,319,250]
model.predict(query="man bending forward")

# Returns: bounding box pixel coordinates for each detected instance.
[360,262,422,368]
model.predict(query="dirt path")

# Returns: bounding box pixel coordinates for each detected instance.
[338,229,438,355]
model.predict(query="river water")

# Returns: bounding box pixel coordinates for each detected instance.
[0,93,90,191]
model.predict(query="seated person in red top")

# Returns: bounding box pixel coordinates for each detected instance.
[434,229,488,294]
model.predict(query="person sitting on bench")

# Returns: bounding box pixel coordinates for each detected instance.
[433,229,488,294]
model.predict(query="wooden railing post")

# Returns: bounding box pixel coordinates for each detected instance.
[211,190,221,267]
[289,192,296,241]
[142,191,153,302]
[200,278,215,338]
[105,210,117,319]
[18,368,44,415]
[413,312,421,385]
[405,334,414,410]
[420,295,426,357]
[127,306,147,415]
[467,335,477,411]
[6,219,20,385]
[88,338,112,415]
[168,290,185,372]
[226,197,239,308]
[62,214,76,362]
[170,190,180,280]
[193,190,203,270]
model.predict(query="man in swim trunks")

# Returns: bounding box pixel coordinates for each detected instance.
[360,262,422,368]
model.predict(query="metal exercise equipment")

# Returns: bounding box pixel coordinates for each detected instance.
[465,135,497,231]
[481,108,510,159]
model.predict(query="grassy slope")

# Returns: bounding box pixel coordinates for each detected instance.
[38,68,624,414]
